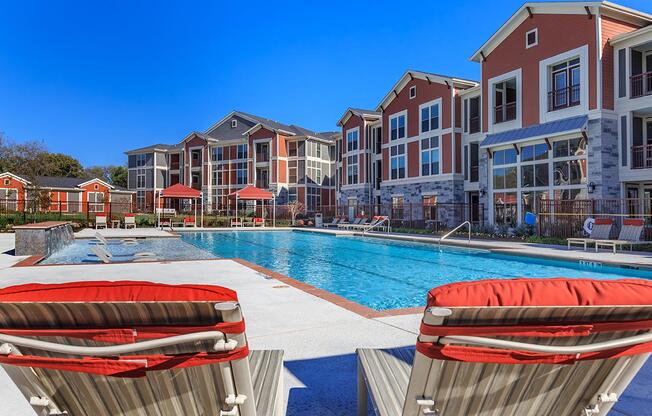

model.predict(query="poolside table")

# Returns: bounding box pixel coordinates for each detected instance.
[111,219,120,228]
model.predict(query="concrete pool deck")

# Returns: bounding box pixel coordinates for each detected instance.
[0,231,650,415]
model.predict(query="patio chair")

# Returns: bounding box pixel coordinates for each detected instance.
[0,281,284,416]
[124,213,137,229]
[92,231,138,246]
[253,217,265,227]
[90,245,156,263]
[324,217,341,228]
[594,218,647,253]
[567,218,613,250]
[94,214,107,229]
[184,216,197,227]
[231,217,243,227]
[365,216,390,232]
[339,217,362,229]
[347,217,372,230]
[357,277,652,416]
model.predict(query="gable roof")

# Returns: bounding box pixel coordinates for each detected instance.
[470,1,652,63]
[375,70,478,112]
[124,143,180,154]
[35,176,115,190]
[337,108,381,127]
[0,172,30,185]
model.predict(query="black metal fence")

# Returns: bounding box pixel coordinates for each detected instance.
[538,198,652,240]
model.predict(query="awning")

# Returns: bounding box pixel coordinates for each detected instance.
[228,185,273,200]
[480,115,588,148]
[160,183,201,198]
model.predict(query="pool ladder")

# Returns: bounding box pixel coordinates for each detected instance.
[438,221,471,249]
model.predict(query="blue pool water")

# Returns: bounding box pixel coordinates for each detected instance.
[41,238,215,264]
[181,230,651,310]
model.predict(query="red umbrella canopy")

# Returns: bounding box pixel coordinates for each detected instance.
[160,183,201,198]
[228,185,273,200]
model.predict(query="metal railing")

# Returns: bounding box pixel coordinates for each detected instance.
[361,216,391,235]
[631,144,652,169]
[548,84,581,111]
[438,220,471,249]
[630,71,652,98]
[494,102,516,124]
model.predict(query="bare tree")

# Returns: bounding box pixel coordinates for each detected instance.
[287,200,304,225]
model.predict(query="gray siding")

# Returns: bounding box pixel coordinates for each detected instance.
[206,114,256,141]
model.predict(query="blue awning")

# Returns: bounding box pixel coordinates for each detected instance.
[480,115,588,148]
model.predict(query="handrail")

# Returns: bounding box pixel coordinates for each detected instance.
[439,332,652,354]
[0,330,237,356]
[438,221,471,248]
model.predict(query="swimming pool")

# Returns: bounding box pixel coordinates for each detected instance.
[41,238,216,265]
[181,230,651,310]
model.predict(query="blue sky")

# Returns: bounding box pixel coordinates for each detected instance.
[1,0,651,167]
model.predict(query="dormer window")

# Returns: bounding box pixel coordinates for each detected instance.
[409,86,417,99]
[3,179,10,186]
[526,28,538,49]
[231,119,237,128]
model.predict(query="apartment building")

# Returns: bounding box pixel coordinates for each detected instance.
[0,172,134,213]
[126,111,336,212]
[337,1,652,227]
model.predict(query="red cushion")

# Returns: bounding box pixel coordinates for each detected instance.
[594,218,613,225]
[624,218,644,226]
[427,278,652,308]
[0,281,238,303]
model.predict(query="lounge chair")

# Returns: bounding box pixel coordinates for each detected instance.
[347,217,371,230]
[90,245,156,263]
[253,217,265,227]
[94,214,107,229]
[93,231,138,246]
[339,217,362,229]
[595,218,647,253]
[231,217,243,227]
[357,278,652,416]
[361,215,390,232]
[324,217,341,228]
[567,218,613,250]
[124,213,137,229]
[0,281,284,416]
[184,216,196,227]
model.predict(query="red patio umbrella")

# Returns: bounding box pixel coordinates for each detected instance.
[157,184,203,227]
[228,185,275,227]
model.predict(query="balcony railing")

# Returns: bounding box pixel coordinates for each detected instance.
[632,144,652,169]
[256,153,269,163]
[548,85,580,111]
[170,162,180,170]
[470,165,479,183]
[631,71,652,98]
[256,180,269,189]
[494,102,516,124]
[469,116,480,134]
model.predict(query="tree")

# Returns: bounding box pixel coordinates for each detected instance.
[83,166,108,181]
[44,153,84,177]
[287,200,304,225]
[107,166,128,188]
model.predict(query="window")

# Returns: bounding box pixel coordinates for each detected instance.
[237,144,247,159]
[288,141,298,157]
[525,28,538,48]
[288,161,297,184]
[346,129,359,152]
[0,189,17,211]
[553,137,587,187]
[521,143,549,188]
[493,79,517,124]
[347,155,358,185]
[521,191,546,220]
[494,192,518,226]
[88,192,105,213]
[468,143,479,182]
[464,96,481,134]
[236,162,247,185]
[421,137,440,176]
[231,119,237,128]
[307,186,321,211]
[390,114,406,141]
[420,102,440,133]
[409,86,416,99]
[392,196,405,219]
[212,147,224,162]
[288,186,297,202]
[390,144,406,180]
[136,169,146,188]
[307,160,322,185]
[423,195,437,221]
[549,58,580,111]
[3,179,10,186]
[191,149,202,166]
[136,154,147,167]
[492,148,517,190]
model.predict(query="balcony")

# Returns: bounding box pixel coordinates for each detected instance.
[469,116,480,134]
[548,85,580,111]
[470,165,479,183]
[494,102,516,124]
[256,179,269,189]
[170,162,180,170]
[632,144,652,169]
[630,72,652,98]
[255,153,269,163]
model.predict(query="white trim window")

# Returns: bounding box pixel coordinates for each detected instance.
[420,100,440,134]
[231,119,237,128]
[525,28,538,49]
[0,188,18,211]
[390,144,406,180]
[549,58,581,111]
[212,147,224,162]
[136,169,146,189]
[492,148,518,226]
[538,45,588,123]
[520,143,549,189]
[236,162,247,185]
[390,113,406,141]
[136,154,147,167]
[347,155,358,185]
[552,136,587,198]
[346,128,359,152]
[136,190,145,211]
[409,85,417,99]
[493,78,517,124]
[488,68,522,133]
[88,192,105,213]
[237,144,248,160]
[421,137,440,176]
